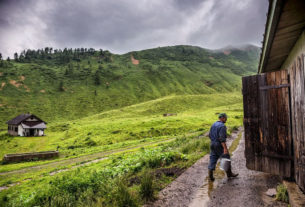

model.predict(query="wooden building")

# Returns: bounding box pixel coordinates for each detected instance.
[242,0,305,192]
[7,114,47,136]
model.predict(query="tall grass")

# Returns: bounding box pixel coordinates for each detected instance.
[139,172,155,202]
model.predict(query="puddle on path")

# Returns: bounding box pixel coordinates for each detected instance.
[189,165,226,207]
[189,131,242,207]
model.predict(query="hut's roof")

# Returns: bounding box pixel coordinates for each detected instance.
[6,114,46,125]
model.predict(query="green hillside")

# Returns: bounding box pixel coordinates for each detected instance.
[0,45,259,129]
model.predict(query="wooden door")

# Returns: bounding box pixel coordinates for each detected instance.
[289,54,305,191]
[242,70,293,178]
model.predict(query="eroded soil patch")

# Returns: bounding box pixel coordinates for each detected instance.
[0,82,5,90]
[154,167,185,178]
[131,55,140,65]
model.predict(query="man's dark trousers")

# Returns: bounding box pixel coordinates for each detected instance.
[208,142,230,170]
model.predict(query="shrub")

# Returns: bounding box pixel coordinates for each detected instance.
[276,184,289,203]
[85,138,97,146]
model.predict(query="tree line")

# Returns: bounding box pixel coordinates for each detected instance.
[0,47,112,65]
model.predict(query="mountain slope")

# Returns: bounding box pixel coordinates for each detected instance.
[0,45,260,128]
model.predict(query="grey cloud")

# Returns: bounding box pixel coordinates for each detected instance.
[0,0,268,58]
[188,0,268,48]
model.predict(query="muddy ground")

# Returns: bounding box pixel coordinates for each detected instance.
[149,131,288,207]
[206,134,287,207]
[147,129,241,207]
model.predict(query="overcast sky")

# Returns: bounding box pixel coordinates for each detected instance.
[0,0,269,58]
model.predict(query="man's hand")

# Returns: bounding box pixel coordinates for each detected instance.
[221,142,229,154]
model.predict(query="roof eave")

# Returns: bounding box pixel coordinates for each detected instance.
[258,0,285,74]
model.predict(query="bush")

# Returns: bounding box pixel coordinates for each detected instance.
[139,173,155,202]
[85,138,97,146]
[276,184,289,203]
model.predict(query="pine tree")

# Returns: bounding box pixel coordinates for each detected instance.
[94,71,101,85]
[59,81,65,91]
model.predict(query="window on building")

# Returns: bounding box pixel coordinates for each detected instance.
[15,127,18,132]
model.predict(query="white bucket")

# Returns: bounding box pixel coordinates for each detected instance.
[220,158,231,171]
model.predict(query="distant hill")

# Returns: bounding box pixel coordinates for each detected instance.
[0,45,260,128]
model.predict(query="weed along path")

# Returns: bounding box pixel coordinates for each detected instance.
[0,137,179,191]
[148,129,287,207]
[0,137,176,176]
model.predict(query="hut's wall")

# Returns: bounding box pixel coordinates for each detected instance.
[38,129,44,136]
[281,30,305,191]
[18,125,24,136]
[8,125,18,136]
[25,117,39,122]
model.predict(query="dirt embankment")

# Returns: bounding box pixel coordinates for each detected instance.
[131,55,140,65]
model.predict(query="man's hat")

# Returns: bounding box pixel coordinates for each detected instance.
[218,113,228,118]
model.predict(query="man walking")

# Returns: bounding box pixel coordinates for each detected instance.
[208,113,238,181]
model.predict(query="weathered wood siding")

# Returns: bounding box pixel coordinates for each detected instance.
[242,70,293,178]
[8,125,18,136]
[242,75,261,171]
[289,54,305,191]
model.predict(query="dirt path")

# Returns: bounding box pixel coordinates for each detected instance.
[149,130,287,207]
[147,128,242,207]
[205,134,287,207]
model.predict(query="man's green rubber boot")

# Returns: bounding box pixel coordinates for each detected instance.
[208,170,215,181]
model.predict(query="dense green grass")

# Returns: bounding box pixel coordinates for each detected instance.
[0,128,229,207]
[0,93,242,163]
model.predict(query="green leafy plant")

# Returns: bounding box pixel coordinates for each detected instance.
[276,184,289,203]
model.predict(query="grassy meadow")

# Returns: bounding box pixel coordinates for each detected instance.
[0,93,243,206]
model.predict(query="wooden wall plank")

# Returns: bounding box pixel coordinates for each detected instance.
[243,75,260,170]
[289,54,305,191]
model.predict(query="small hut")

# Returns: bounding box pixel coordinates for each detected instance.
[6,114,47,136]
